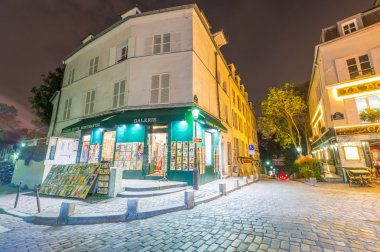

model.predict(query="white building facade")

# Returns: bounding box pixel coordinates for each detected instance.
[46,4,259,185]
[308,4,380,181]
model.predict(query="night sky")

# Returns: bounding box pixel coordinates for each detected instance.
[0,0,374,128]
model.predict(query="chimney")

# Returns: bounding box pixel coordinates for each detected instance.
[121,7,141,19]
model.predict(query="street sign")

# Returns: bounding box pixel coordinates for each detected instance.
[193,137,203,143]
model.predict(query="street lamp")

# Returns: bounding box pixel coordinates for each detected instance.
[192,108,200,190]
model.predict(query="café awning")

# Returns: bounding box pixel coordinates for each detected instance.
[61,113,118,133]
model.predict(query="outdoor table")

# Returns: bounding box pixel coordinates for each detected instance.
[349,169,371,185]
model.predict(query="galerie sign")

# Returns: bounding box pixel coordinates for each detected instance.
[133,118,157,123]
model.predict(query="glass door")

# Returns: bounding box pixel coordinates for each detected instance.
[148,125,168,176]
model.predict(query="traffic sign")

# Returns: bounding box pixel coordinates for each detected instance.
[248,145,255,155]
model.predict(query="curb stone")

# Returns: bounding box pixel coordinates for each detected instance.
[0,178,262,225]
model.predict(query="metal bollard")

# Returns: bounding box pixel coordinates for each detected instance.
[35,184,41,213]
[14,182,22,209]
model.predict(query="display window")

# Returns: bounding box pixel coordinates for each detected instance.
[80,135,91,163]
[205,132,212,166]
[101,131,116,162]
[114,142,144,170]
[343,146,361,161]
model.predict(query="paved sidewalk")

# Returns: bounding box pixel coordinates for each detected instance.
[0,177,243,216]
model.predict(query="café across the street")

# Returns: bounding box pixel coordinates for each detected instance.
[59,106,227,186]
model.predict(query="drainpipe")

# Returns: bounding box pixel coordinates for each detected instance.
[51,90,62,138]
[215,51,221,119]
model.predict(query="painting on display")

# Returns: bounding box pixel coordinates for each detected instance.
[39,163,109,199]
[114,142,144,170]
[88,144,100,163]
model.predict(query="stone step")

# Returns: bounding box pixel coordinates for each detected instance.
[324,173,343,182]
[117,186,191,198]
[122,180,188,192]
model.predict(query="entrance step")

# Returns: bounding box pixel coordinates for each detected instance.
[117,186,191,198]
[324,173,343,182]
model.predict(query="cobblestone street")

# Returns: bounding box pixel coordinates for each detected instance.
[1,180,380,252]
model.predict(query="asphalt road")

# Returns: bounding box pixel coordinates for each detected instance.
[1,180,380,252]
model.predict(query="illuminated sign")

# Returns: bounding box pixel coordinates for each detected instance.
[335,124,380,136]
[133,118,157,123]
[336,81,380,98]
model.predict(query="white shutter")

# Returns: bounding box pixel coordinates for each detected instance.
[85,92,90,115]
[119,80,126,107]
[160,74,170,103]
[109,47,116,65]
[113,83,119,108]
[153,35,161,54]
[162,33,170,53]
[90,90,95,114]
[94,57,99,73]
[170,33,181,52]
[89,59,94,75]
[370,46,380,74]
[335,57,350,82]
[150,75,160,104]
[67,98,71,119]
[128,37,135,58]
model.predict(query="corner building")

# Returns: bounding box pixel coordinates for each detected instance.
[308,4,380,181]
[45,5,259,186]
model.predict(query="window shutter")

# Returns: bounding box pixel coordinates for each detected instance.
[162,33,171,53]
[144,37,153,56]
[150,75,160,104]
[90,90,95,114]
[63,99,68,120]
[67,98,71,119]
[370,46,380,74]
[160,74,170,103]
[335,57,350,82]
[71,69,75,84]
[94,57,99,73]
[128,37,135,58]
[89,59,94,75]
[113,82,119,108]
[85,92,90,115]
[109,47,116,65]
[119,80,126,107]
[153,35,161,54]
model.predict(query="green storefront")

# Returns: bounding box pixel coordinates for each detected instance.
[62,106,226,186]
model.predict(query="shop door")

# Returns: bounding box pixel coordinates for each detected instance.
[101,131,116,162]
[369,141,380,177]
[148,125,168,176]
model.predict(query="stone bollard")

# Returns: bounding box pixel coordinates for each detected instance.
[243,177,248,185]
[58,202,76,224]
[250,175,254,182]
[219,183,227,196]
[108,168,123,198]
[309,177,317,185]
[127,199,139,218]
[234,179,240,189]
[184,190,195,209]
[256,174,260,180]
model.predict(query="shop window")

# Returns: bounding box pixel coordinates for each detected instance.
[85,90,95,115]
[113,80,127,108]
[79,135,91,163]
[89,56,99,75]
[153,33,170,54]
[341,20,357,35]
[346,54,373,80]
[205,132,212,166]
[150,73,170,104]
[343,146,360,161]
[67,68,75,85]
[114,142,144,170]
[63,98,72,120]
[237,96,241,111]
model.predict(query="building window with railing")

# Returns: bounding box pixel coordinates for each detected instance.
[346,54,373,80]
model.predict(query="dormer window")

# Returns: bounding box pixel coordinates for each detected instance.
[341,20,357,35]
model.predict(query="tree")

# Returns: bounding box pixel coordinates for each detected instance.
[258,83,308,155]
[29,66,64,125]
[0,103,22,144]
[359,108,380,123]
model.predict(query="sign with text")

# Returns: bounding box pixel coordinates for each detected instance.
[336,124,380,136]
[193,137,203,143]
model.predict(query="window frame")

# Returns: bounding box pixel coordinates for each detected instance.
[63,98,72,121]
[113,80,127,109]
[150,73,170,105]
[85,90,96,115]
[346,54,373,80]
[153,33,171,55]
[341,19,358,35]
[89,56,99,75]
